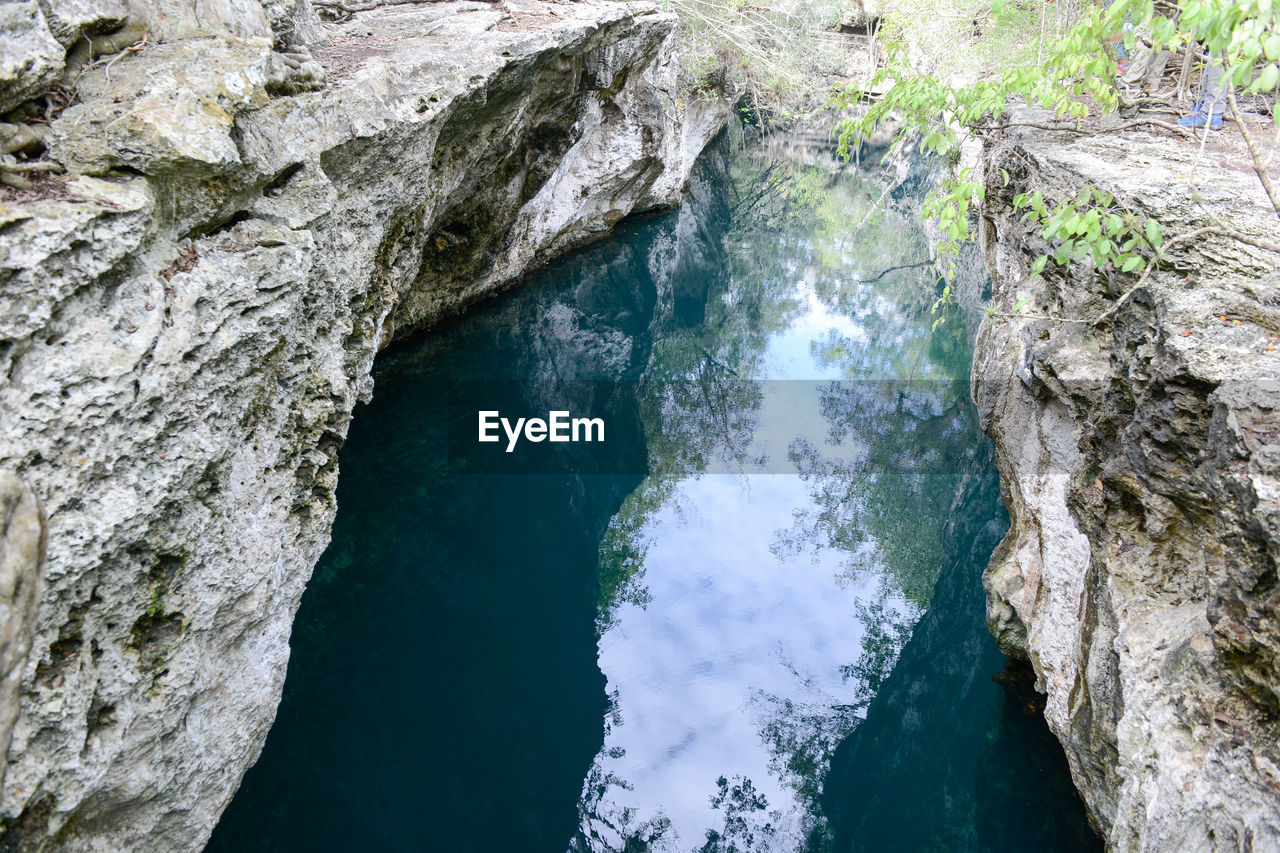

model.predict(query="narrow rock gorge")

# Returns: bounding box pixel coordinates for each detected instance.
[974,111,1280,851]
[0,0,730,847]
[3,0,1279,846]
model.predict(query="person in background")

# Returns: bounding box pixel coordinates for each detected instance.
[1178,52,1227,130]
[1118,23,1172,94]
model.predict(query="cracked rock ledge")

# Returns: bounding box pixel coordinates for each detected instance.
[975,111,1280,852]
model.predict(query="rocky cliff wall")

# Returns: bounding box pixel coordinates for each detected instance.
[974,110,1280,850]
[0,2,730,848]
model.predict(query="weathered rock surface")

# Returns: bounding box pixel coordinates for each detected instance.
[0,0,146,115]
[974,109,1280,850]
[0,1,730,848]
[0,472,46,796]
[38,0,132,48]
[51,37,276,176]
[0,1,65,115]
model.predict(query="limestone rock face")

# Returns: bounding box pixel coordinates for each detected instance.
[141,0,272,41]
[38,0,132,48]
[974,110,1280,851]
[256,0,323,50]
[0,472,46,795]
[51,38,276,176]
[0,1,65,115]
[0,0,147,116]
[0,2,731,848]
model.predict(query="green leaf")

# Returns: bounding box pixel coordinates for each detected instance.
[1085,211,1102,242]
[1121,255,1144,273]
[1031,255,1048,276]
[1267,35,1280,62]
[1145,218,1163,249]
[1254,64,1279,94]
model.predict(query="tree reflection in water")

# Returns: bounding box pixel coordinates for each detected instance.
[209,127,1094,853]
[570,125,1094,853]
[574,129,983,851]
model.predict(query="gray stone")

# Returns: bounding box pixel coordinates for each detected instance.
[0,472,45,795]
[0,1,64,115]
[258,0,324,50]
[50,38,275,176]
[142,0,272,40]
[0,175,154,347]
[39,0,131,46]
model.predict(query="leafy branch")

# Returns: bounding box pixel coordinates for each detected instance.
[833,0,1280,323]
[1013,186,1163,277]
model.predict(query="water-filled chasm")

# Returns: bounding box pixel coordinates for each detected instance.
[210,129,1100,852]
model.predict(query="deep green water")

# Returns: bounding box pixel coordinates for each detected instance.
[209,133,1099,852]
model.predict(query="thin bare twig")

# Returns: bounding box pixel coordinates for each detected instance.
[861,260,935,282]
[313,0,461,14]
[1226,86,1280,220]
[990,311,1091,323]
[1187,90,1214,187]
[102,37,147,83]
[851,178,896,232]
[1094,226,1280,325]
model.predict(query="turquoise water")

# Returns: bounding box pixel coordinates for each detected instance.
[209,133,1098,852]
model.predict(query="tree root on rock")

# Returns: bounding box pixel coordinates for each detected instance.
[0,156,64,191]
[59,5,151,89]
[314,0,494,18]
[0,125,58,191]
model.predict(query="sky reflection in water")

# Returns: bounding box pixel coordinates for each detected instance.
[574,236,960,850]
[210,131,1094,853]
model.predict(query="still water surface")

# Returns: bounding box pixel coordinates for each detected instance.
[210,132,1098,852]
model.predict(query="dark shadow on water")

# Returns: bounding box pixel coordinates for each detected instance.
[209,121,741,850]
[208,197,684,853]
[207,410,635,850]
[819,441,1101,853]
